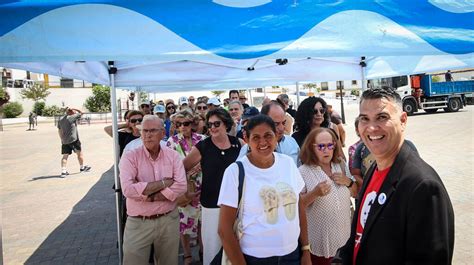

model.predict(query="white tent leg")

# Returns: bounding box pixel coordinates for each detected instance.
[296,82,300,107]
[109,62,123,264]
[248,89,253,106]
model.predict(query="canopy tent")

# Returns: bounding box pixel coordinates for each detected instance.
[1,1,473,90]
[1,1,473,263]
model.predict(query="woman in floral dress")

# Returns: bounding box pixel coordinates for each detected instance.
[166,109,205,264]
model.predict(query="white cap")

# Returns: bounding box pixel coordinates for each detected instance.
[178,96,189,106]
[207,97,221,106]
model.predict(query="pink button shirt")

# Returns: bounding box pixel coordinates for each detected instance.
[119,145,187,217]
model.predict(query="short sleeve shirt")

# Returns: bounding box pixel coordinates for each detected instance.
[57,113,81,144]
[218,153,305,258]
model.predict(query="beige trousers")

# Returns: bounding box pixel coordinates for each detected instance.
[123,208,179,265]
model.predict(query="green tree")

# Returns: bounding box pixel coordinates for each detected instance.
[33,101,46,116]
[0,86,10,108]
[84,85,111,112]
[211,90,225,97]
[303,83,317,93]
[20,82,50,102]
[432,75,441,83]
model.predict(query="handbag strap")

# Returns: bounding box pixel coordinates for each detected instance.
[236,161,245,204]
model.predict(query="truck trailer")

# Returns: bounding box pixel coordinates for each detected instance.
[368,74,474,115]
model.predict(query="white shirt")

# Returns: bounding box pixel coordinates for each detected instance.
[218,153,305,258]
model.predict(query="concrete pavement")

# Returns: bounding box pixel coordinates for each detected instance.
[0,105,472,264]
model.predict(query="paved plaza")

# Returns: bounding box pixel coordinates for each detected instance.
[0,104,473,264]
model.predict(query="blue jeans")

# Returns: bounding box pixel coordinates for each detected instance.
[244,246,300,265]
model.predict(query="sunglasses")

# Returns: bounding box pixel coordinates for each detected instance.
[206,121,222,128]
[313,143,335,151]
[175,121,192,127]
[140,104,150,108]
[167,106,176,110]
[129,118,143,123]
[188,98,195,102]
[313,108,326,115]
[197,106,208,110]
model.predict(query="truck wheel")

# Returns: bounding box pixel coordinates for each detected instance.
[424,108,438,114]
[403,100,416,116]
[446,98,461,112]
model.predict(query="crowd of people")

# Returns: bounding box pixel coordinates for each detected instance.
[109,88,454,265]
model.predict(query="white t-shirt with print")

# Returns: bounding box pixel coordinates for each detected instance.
[218,153,305,258]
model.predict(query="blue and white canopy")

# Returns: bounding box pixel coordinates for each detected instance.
[1,0,473,90]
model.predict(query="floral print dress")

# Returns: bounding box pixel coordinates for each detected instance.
[167,132,205,236]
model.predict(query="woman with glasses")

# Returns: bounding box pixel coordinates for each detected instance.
[218,115,311,265]
[166,110,206,265]
[165,101,177,138]
[194,100,208,116]
[192,113,208,135]
[292,97,341,148]
[104,110,144,157]
[298,128,357,265]
[183,108,243,265]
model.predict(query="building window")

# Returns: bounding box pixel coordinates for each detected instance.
[337,81,344,89]
[352,80,357,85]
[60,78,74,88]
[321,82,328,91]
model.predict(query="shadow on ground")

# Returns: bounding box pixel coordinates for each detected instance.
[25,166,119,265]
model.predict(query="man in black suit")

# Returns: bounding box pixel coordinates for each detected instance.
[337,88,454,265]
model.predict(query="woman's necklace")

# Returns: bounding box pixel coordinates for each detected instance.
[212,136,233,155]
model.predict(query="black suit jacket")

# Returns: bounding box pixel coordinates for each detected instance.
[338,142,454,265]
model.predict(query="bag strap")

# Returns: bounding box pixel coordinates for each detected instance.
[236,161,245,205]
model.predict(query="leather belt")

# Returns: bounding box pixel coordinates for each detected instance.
[131,210,173,220]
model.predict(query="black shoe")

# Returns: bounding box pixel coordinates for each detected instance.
[80,165,91,172]
[60,171,69,178]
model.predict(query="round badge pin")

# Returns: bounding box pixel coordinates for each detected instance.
[378,193,387,205]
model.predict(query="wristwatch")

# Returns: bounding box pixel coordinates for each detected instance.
[301,244,311,252]
[346,176,356,188]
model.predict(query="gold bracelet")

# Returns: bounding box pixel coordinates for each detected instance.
[301,244,311,252]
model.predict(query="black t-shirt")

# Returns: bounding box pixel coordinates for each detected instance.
[196,135,241,208]
[118,131,139,157]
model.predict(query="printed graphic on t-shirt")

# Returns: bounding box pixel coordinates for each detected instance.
[259,182,297,224]
[360,191,377,228]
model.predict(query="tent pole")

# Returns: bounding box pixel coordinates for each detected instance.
[108,61,123,265]
[296,82,300,107]
[248,89,253,106]
[361,56,367,91]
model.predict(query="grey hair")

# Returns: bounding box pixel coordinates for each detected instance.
[229,100,243,110]
[171,109,194,122]
[142,114,164,128]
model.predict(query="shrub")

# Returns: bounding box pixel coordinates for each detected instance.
[351,89,360,96]
[2,102,23,118]
[33,101,46,116]
[43,105,65,116]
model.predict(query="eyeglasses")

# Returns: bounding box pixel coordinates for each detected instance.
[167,106,176,110]
[175,121,192,127]
[313,108,326,115]
[206,121,222,128]
[313,143,335,151]
[229,108,240,111]
[129,118,143,123]
[141,128,163,134]
[197,106,208,110]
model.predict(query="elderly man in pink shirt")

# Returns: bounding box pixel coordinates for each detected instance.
[120,115,187,265]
